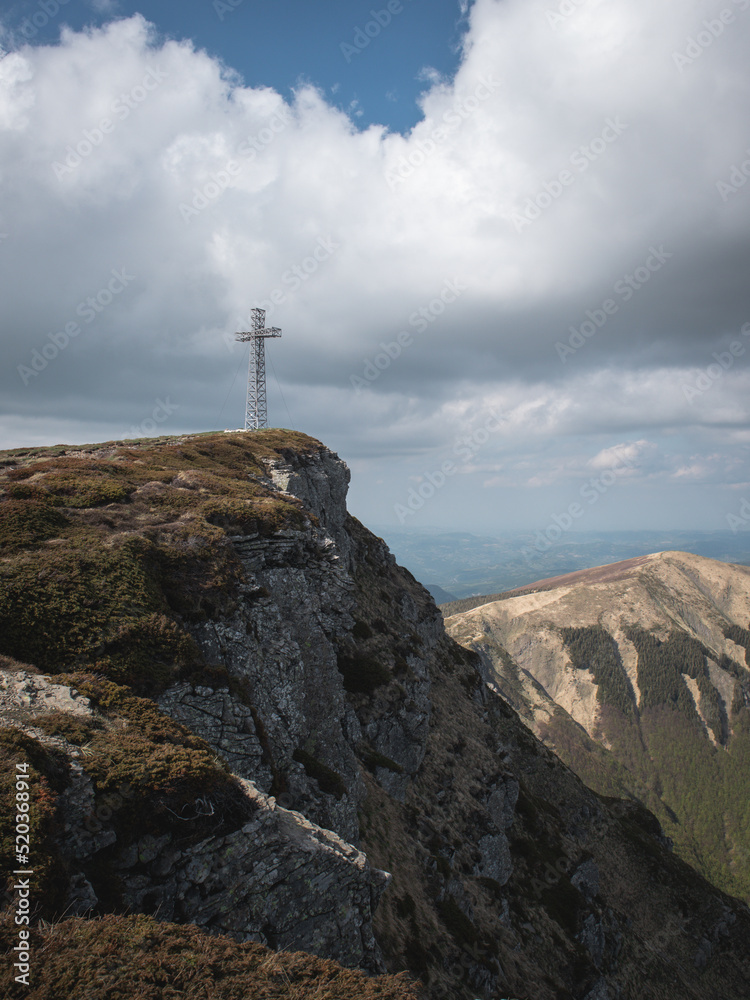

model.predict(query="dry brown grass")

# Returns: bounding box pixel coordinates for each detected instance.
[0,912,425,1000]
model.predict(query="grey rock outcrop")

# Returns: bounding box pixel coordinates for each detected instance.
[572,858,601,900]
[473,832,513,886]
[265,449,353,569]
[158,681,273,790]
[161,445,438,835]
[0,669,92,720]
[181,523,366,844]
[111,780,390,972]
[0,664,390,973]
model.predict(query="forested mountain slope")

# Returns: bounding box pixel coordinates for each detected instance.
[444,552,750,901]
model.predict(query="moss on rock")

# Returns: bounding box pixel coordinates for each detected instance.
[0,498,69,549]
[337,654,392,695]
[0,727,72,916]
[0,432,319,696]
[293,748,347,800]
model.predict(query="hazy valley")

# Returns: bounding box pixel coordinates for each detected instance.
[378,527,750,602]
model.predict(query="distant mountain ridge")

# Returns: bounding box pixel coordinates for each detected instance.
[378,526,750,599]
[444,550,750,901]
[439,553,658,616]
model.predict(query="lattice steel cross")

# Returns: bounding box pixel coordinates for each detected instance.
[235,309,282,430]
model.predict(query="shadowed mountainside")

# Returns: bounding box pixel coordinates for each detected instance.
[1,432,749,999]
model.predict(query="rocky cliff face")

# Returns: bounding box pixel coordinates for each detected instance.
[1,432,750,1000]
[0,666,390,971]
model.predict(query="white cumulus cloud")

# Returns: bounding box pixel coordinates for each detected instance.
[1,0,749,531]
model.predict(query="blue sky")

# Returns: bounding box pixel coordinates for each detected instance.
[2,0,468,132]
[1,0,750,540]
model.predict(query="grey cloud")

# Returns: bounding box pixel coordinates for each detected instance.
[1,1,749,531]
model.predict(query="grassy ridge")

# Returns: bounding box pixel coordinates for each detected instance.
[0,912,424,1000]
[0,432,317,695]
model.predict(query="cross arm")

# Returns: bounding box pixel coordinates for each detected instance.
[235,328,282,341]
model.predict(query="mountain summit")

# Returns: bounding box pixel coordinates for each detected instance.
[444,550,750,902]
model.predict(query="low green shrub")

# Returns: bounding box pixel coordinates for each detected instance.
[33,711,102,745]
[438,895,479,947]
[0,533,199,696]
[0,499,69,549]
[0,728,71,917]
[337,654,391,694]
[357,745,405,775]
[293,748,347,800]
[41,473,132,508]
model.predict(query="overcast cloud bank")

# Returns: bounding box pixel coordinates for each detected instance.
[1,0,749,531]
